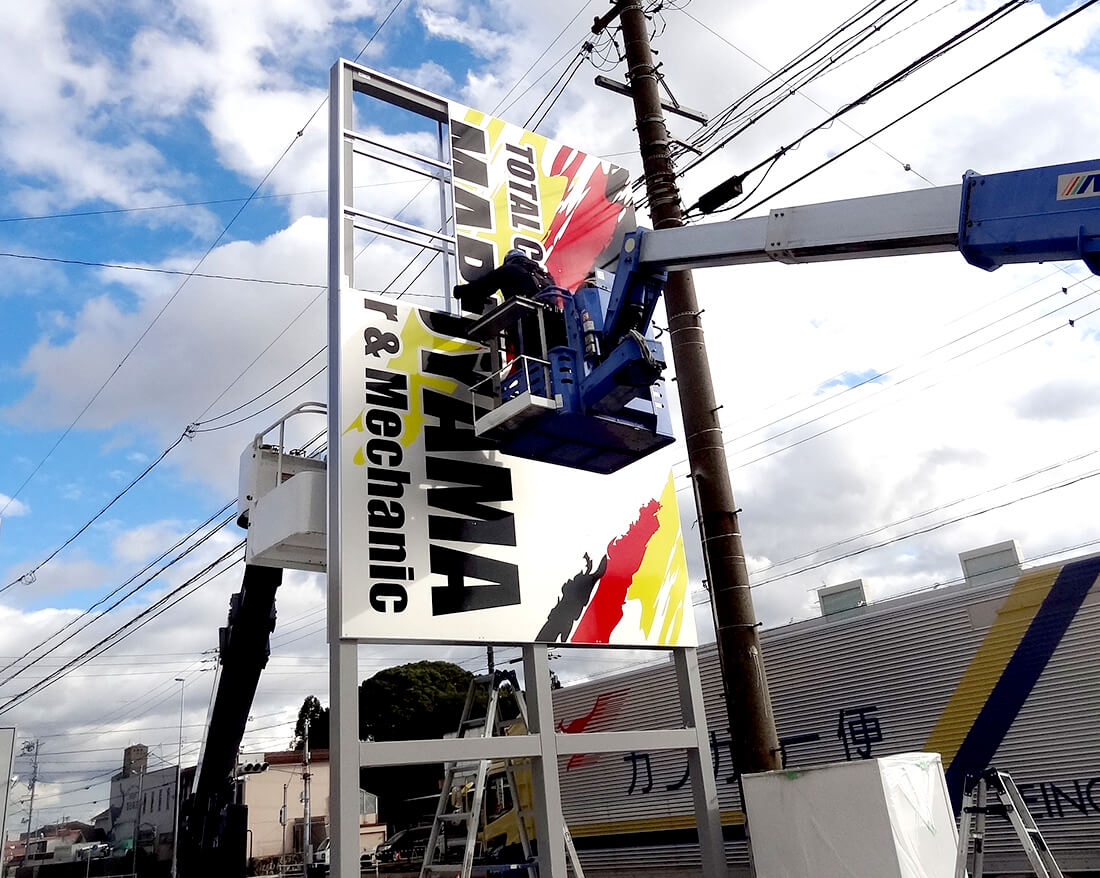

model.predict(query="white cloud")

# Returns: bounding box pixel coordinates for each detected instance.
[416,7,502,58]
[0,495,29,517]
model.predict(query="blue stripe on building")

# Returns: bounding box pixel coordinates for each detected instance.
[945,556,1100,810]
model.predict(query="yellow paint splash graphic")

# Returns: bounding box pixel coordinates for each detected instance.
[344,310,482,465]
[626,472,689,644]
[457,109,568,260]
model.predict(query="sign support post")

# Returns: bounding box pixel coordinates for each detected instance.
[327,58,362,878]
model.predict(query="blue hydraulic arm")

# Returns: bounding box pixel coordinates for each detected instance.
[959,161,1100,274]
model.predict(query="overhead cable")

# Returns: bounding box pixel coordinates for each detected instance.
[727,0,1100,218]
[688,0,1031,214]
[0,0,407,516]
[0,542,245,715]
[0,432,189,594]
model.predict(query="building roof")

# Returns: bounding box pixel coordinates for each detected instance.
[264,749,329,765]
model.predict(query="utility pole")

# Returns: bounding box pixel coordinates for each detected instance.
[302,716,313,868]
[171,677,185,878]
[132,763,145,876]
[22,741,39,855]
[280,782,289,865]
[600,1,782,774]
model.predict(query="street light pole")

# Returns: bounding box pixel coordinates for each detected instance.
[171,677,185,878]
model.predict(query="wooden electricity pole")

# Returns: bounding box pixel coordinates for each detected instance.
[597,1,782,775]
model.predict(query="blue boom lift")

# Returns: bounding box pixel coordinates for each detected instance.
[467,159,1100,473]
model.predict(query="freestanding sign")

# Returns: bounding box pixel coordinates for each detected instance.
[335,294,694,646]
[332,72,695,648]
[328,60,722,878]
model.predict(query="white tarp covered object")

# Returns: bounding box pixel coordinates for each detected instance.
[742,752,958,877]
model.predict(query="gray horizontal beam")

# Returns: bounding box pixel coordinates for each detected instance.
[638,184,963,271]
[638,216,770,271]
[361,735,541,767]
[346,62,449,122]
[554,728,698,755]
[359,727,702,768]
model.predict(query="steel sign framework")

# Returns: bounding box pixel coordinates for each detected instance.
[327,59,724,878]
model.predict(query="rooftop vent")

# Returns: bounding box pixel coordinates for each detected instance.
[959,540,1021,587]
[817,579,867,617]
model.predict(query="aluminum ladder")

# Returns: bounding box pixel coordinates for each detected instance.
[419,670,584,878]
[954,768,1064,878]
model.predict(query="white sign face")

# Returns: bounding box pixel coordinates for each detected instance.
[0,728,14,847]
[335,295,696,647]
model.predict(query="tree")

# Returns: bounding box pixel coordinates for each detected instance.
[292,695,330,750]
[294,662,531,824]
[358,661,473,825]
[358,660,472,742]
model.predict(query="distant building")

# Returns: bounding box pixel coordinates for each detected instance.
[5,821,97,867]
[238,749,330,860]
[106,744,185,863]
[238,749,385,862]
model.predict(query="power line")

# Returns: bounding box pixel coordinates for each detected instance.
[750,466,1100,590]
[728,301,1100,472]
[0,433,189,592]
[755,445,1100,579]
[0,179,423,226]
[0,251,326,287]
[711,284,1097,466]
[0,432,326,715]
[0,0,408,517]
[676,0,923,162]
[493,0,597,113]
[524,51,589,129]
[727,0,1100,218]
[687,0,1032,214]
[677,5,938,186]
[0,542,245,715]
[0,512,237,688]
[662,274,1093,479]
[189,366,326,433]
[691,538,1100,610]
[196,346,326,426]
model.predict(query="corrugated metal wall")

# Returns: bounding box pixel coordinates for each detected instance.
[550,556,1100,876]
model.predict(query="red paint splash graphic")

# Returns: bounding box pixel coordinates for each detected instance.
[544,146,630,291]
[571,499,661,643]
[557,689,629,770]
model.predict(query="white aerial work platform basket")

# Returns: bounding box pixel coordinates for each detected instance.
[237,402,327,572]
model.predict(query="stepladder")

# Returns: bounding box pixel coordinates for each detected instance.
[955,767,1064,878]
[419,670,585,878]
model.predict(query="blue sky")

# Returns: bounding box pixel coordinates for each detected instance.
[3,0,1100,831]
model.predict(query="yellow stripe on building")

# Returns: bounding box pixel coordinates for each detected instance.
[923,566,1060,765]
[568,809,745,838]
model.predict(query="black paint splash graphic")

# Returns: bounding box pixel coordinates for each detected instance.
[536,552,609,643]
